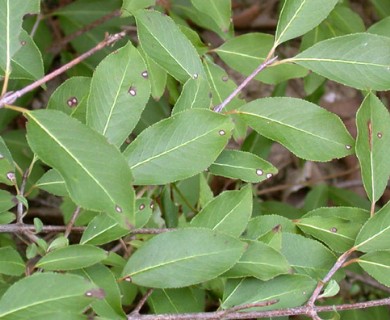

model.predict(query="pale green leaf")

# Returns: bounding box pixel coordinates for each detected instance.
[356,93,390,203]
[26,110,135,223]
[87,42,150,146]
[0,136,15,186]
[0,247,24,276]
[122,228,245,288]
[75,264,126,319]
[123,109,233,185]
[296,216,362,252]
[208,150,278,183]
[275,0,338,46]
[36,245,108,271]
[370,0,390,18]
[355,202,390,252]
[198,173,214,208]
[0,273,97,319]
[0,190,16,213]
[368,16,390,37]
[0,0,40,71]
[303,207,369,224]
[236,97,354,161]
[215,33,307,85]
[35,169,67,197]
[122,0,155,16]
[47,76,91,122]
[358,251,390,287]
[223,241,290,280]
[135,9,204,82]
[293,33,390,91]
[303,185,328,211]
[0,30,44,81]
[191,0,231,33]
[281,233,336,279]
[172,76,211,115]
[81,198,152,245]
[318,280,340,298]
[147,288,205,314]
[190,186,252,237]
[244,215,296,240]
[222,274,316,310]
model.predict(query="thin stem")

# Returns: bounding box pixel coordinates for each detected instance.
[346,270,390,294]
[213,56,278,113]
[127,297,390,319]
[16,168,30,224]
[130,289,154,315]
[0,31,128,108]
[49,9,121,55]
[64,206,82,238]
[30,14,43,38]
[370,201,376,217]
[171,183,197,213]
[1,71,10,96]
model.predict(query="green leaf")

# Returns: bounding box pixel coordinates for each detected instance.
[303,207,370,224]
[75,264,125,319]
[303,185,328,211]
[135,9,204,83]
[281,233,336,279]
[318,280,340,298]
[123,109,233,185]
[0,0,40,71]
[208,150,278,183]
[172,76,211,115]
[47,76,91,122]
[190,186,252,237]
[356,93,390,203]
[358,251,390,287]
[0,247,24,276]
[35,169,67,197]
[147,288,205,314]
[223,241,290,280]
[26,110,135,224]
[368,16,390,37]
[215,33,308,85]
[236,97,354,161]
[0,136,15,186]
[244,215,296,240]
[36,245,108,271]
[87,42,151,146]
[275,0,338,46]
[122,0,155,16]
[370,0,390,18]
[293,33,390,91]
[0,190,16,213]
[355,202,390,252]
[222,274,316,310]
[0,30,44,81]
[0,273,97,319]
[122,228,245,288]
[328,186,371,210]
[296,216,362,252]
[191,0,231,33]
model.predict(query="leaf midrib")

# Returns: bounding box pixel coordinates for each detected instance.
[28,113,116,206]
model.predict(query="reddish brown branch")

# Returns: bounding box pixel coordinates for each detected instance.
[0,31,128,108]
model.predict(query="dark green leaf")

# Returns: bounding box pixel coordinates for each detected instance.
[122,0,155,16]
[35,169,67,197]
[0,136,15,186]
[0,190,16,213]
[123,109,233,185]
[122,228,245,288]
[191,0,231,34]
[244,215,296,240]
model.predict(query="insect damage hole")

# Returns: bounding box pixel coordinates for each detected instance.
[128,86,137,96]
[266,173,273,179]
[141,71,148,78]
[345,145,352,150]
[139,204,145,210]
[67,97,78,107]
[256,169,263,176]
[115,205,122,213]
[330,227,337,233]
[377,132,383,139]
[218,130,226,136]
